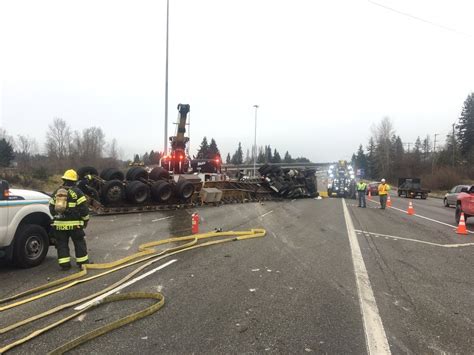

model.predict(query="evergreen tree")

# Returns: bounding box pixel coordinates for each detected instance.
[142,152,150,165]
[257,146,266,163]
[422,135,431,162]
[226,153,231,164]
[197,137,209,159]
[264,145,273,163]
[208,138,220,159]
[294,157,310,163]
[133,154,140,163]
[272,149,281,163]
[457,93,474,162]
[283,151,293,163]
[244,149,251,164]
[0,138,14,167]
[355,144,368,175]
[231,142,243,165]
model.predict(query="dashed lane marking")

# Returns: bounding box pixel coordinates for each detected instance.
[356,230,474,248]
[367,199,474,234]
[260,210,274,218]
[342,199,391,355]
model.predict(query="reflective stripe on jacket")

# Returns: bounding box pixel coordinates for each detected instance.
[50,186,89,230]
[378,183,390,195]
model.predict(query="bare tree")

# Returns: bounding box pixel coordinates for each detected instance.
[17,135,37,156]
[45,118,72,160]
[372,116,395,179]
[107,138,119,160]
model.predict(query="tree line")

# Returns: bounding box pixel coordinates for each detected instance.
[351,93,474,190]
[225,142,310,165]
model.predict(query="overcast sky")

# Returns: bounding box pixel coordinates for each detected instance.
[1,0,474,162]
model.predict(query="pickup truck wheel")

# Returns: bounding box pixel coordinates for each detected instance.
[444,198,449,207]
[13,224,49,268]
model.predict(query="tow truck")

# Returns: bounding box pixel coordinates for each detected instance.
[327,160,356,198]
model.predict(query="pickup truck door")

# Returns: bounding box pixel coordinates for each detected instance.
[0,182,8,244]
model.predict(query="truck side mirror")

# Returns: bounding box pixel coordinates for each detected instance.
[0,180,10,200]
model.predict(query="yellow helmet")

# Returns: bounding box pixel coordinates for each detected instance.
[62,169,78,181]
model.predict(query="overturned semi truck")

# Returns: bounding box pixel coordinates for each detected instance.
[74,164,318,215]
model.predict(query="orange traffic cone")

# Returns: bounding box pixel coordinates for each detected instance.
[407,201,415,215]
[387,195,392,208]
[368,190,372,200]
[456,212,468,235]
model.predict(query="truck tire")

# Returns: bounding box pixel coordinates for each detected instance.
[421,193,427,200]
[151,181,172,202]
[127,167,148,181]
[100,168,125,181]
[13,224,49,268]
[126,181,150,204]
[77,166,98,179]
[175,180,194,200]
[101,180,125,205]
[149,167,170,181]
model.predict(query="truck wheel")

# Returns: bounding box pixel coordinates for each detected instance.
[77,166,98,179]
[101,168,124,181]
[13,224,49,268]
[127,167,148,181]
[421,194,427,200]
[444,198,449,207]
[398,191,402,197]
[175,180,194,200]
[151,181,172,202]
[101,180,125,205]
[149,167,170,181]
[126,181,150,204]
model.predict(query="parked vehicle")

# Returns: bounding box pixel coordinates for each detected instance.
[366,182,379,196]
[455,185,474,224]
[327,160,356,198]
[0,180,53,267]
[397,177,430,199]
[444,185,469,207]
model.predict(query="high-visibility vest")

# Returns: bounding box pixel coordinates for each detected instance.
[378,183,390,195]
[357,182,367,191]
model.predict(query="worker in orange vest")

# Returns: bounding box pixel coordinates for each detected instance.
[378,178,390,209]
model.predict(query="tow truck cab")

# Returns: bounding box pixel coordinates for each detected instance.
[455,185,474,224]
[0,180,53,267]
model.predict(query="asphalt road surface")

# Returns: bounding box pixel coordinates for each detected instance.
[1,194,473,354]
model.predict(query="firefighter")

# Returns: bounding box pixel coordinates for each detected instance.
[356,180,367,208]
[49,169,90,270]
[378,178,390,210]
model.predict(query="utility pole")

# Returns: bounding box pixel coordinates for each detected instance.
[164,0,170,155]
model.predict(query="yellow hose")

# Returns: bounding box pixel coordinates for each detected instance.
[0,228,266,354]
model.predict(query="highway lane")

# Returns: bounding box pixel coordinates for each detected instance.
[1,197,473,354]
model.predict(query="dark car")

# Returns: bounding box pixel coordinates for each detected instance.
[366,182,379,196]
[444,185,469,207]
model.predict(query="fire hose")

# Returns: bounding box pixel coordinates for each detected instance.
[0,229,266,354]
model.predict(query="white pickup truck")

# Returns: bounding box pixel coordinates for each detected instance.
[0,180,53,267]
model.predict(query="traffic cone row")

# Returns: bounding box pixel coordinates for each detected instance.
[456,212,468,235]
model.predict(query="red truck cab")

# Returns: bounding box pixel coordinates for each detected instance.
[455,185,474,223]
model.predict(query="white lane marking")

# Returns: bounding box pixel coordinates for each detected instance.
[152,216,174,222]
[74,259,177,311]
[342,199,391,355]
[260,210,274,218]
[124,234,139,250]
[355,230,474,248]
[367,199,474,234]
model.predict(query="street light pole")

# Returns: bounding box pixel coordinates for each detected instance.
[253,105,259,177]
[164,0,170,155]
